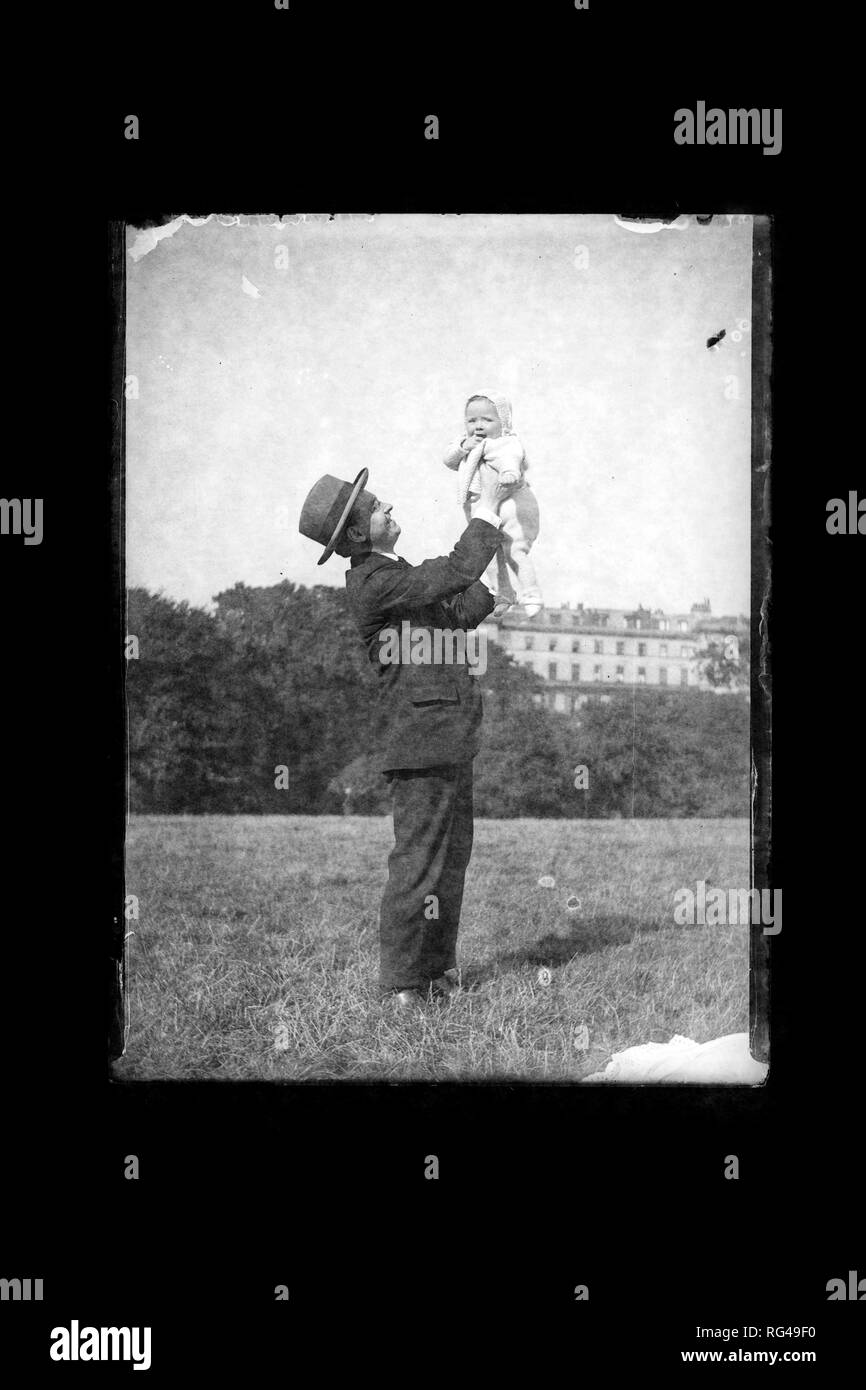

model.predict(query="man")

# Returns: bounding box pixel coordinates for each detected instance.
[298,465,510,1010]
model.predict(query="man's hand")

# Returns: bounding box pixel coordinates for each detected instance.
[476,467,513,513]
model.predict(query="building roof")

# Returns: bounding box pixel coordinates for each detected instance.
[483,602,749,634]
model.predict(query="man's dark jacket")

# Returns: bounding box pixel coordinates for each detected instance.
[345,517,501,772]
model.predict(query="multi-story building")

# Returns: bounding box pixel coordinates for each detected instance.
[479,598,749,714]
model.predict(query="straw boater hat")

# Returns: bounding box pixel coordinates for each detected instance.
[298,468,370,564]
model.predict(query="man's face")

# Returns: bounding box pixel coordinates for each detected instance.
[353,491,400,550]
[465,398,502,440]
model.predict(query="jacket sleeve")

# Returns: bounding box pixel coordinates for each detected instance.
[441,580,496,630]
[366,518,502,612]
[443,438,470,470]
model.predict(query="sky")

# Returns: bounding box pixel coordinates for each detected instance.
[125,212,755,617]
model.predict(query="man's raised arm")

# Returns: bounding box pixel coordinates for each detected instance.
[365,472,511,612]
[441,579,496,630]
[369,516,501,611]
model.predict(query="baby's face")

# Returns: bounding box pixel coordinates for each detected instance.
[465,398,502,441]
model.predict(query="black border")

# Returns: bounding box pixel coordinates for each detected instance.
[9,23,862,1363]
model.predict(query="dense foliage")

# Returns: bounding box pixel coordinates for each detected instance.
[126,583,750,818]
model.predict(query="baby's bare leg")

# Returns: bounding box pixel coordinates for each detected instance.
[502,523,538,592]
[500,490,541,605]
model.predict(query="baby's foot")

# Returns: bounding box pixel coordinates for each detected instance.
[520,586,543,617]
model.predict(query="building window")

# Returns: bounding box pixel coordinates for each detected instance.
[680,644,690,657]
[679,620,688,632]
[680,667,689,686]
[571,663,581,682]
[548,662,558,681]
[571,639,581,653]
[593,664,602,681]
[659,619,668,631]
[615,640,625,656]
[638,642,647,656]
[548,638,557,651]
[524,635,534,650]
[637,666,646,684]
[635,618,641,630]
[548,612,560,625]
[659,667,668,685]
[594,639,603,654]
[660,643,668,656]
[615,665,625,683]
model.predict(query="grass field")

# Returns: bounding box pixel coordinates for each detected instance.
[114,814,750,1081]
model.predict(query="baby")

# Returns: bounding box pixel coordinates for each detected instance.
[443,390,542,617]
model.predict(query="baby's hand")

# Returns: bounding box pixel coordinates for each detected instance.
[499,469,519,486]
[477,468,513,513]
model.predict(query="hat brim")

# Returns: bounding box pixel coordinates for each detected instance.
[317,467,370,564]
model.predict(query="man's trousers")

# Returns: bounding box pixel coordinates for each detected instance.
[378,761,475,994]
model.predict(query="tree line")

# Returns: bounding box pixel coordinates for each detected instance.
[126,582,750,819]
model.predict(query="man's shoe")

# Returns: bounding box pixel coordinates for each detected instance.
[430,973,459,998]
[389,988,427,1012]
